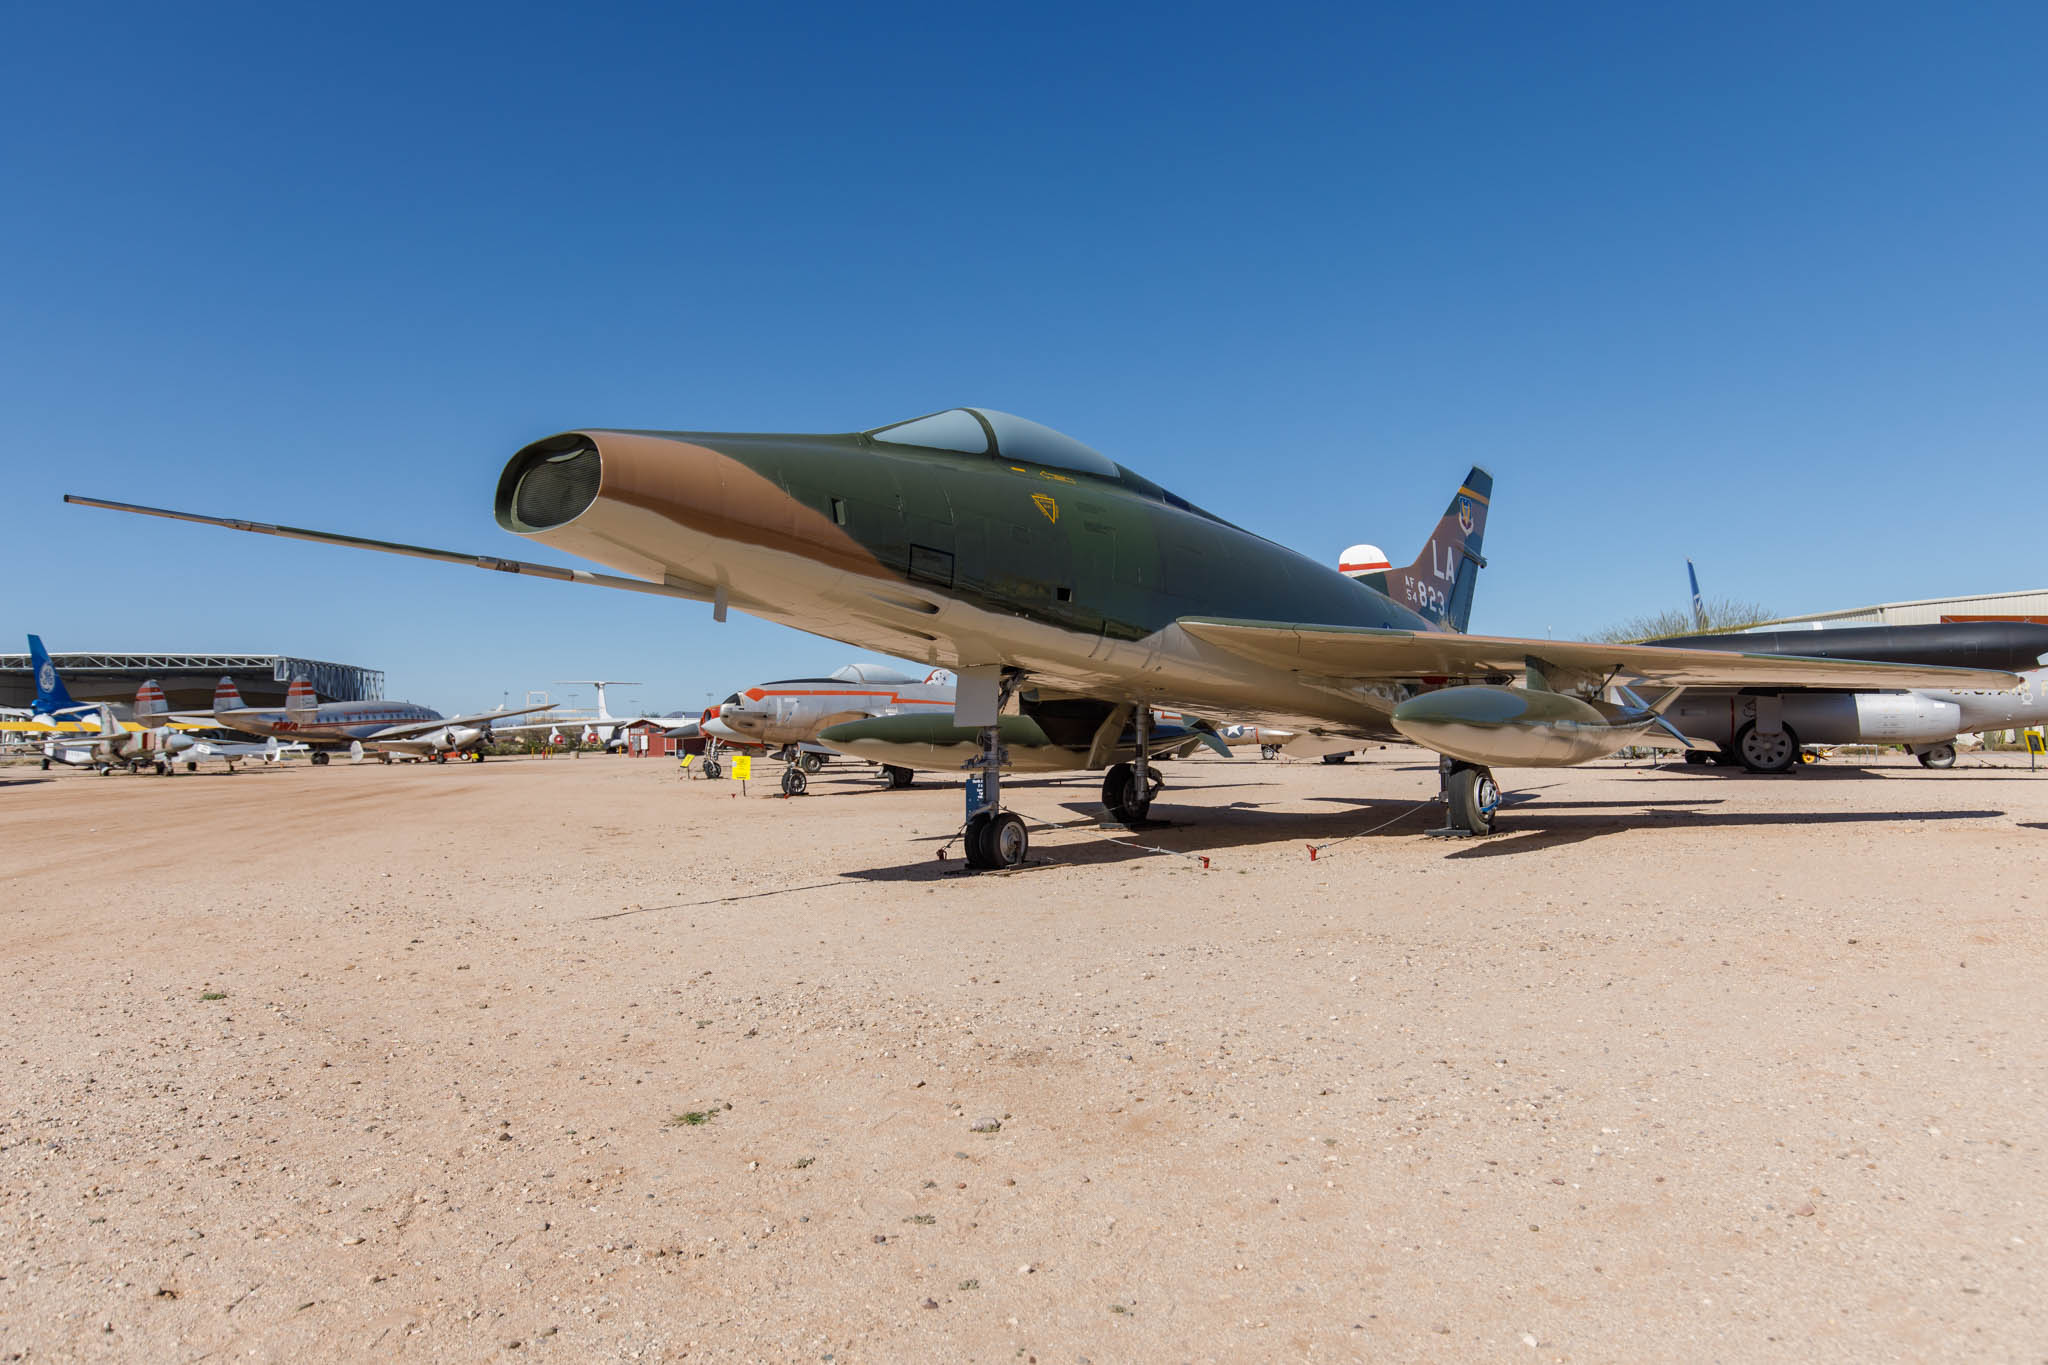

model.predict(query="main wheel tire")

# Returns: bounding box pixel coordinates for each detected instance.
[963,813,995,869]
[381,753,393,764]
[41,758,51,770]
[800,752,824,774]
[702,759,722,780]
[1683,750,1711,766]
[781,766,808,796]
[154,761,169,775]
[1733,721,1800,774]
[1321,752,1352,765]
[186,761,198,772]
[312,751,330,766]
[979,811,1028,869]
[1918,743,1957,769]
[1260,744,1280,760]
[882,764,914,790]
[1102,762,1160,826]
[1445,763,1499,834]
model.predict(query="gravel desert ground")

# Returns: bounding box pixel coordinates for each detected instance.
[2,749,2044,1363]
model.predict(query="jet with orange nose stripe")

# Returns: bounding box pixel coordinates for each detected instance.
[69,407,2017,863]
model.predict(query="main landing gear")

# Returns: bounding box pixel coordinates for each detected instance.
[311,750,331,766]
[1733,721,1800,774]
[1100,703,1165,828]
[1431,756,1499,836]
[1916,742,1957,769]
[781,764,808,796]
[880,764,914,790]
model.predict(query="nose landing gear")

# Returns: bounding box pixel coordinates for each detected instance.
[961,673,1029,870]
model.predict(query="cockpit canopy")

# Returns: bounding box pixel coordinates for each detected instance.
[865,407,1226,525]
[866,408,1121,480]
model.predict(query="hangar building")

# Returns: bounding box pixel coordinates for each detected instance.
[0,649,383,711]
[1763,588,2048,630]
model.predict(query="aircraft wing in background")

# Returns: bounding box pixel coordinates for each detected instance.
[1176,619,2021,691]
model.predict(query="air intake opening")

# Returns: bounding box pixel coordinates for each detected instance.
[497,436,602,531]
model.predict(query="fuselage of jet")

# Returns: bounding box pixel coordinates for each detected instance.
[495,413,1452,742]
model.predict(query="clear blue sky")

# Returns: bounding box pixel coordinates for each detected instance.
[7,3,2044,713]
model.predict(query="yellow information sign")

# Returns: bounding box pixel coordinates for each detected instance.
[2027,731,2046,756]
[730,755,752,780]
[680,753,694,767]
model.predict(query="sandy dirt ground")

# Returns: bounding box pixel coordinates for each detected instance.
[2,747,2044,1363]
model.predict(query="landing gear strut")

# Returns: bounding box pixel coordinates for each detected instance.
[1431,756,1499,836]
[962,674,1028,870]
[1101,704,1165,827]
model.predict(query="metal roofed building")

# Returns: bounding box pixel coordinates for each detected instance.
[0,650,383,711]
[1760,588,2048,630]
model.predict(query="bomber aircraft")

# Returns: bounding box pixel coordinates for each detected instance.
[1649,618,2048,771]
[69,407,2017,867]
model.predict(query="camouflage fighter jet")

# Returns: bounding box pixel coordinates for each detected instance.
[68,407,2017,866]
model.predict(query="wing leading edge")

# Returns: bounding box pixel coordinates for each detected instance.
[1176,618,2021,692]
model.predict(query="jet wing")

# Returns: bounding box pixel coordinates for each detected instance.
[1176,619,2021,691]
[367,702,557,741]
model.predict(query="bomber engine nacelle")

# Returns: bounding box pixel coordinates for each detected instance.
[1778,691,1963,746]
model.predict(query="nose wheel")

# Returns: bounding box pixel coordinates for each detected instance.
[960,673,1029,870]
[780,764,808,796]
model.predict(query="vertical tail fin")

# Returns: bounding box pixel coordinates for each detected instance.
[1687,558,1706,630]
[286,677,318,714]
[27,635,83,717]
[135,679,170,725]
[214,676,247,711]
[1344,467,1491,633]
